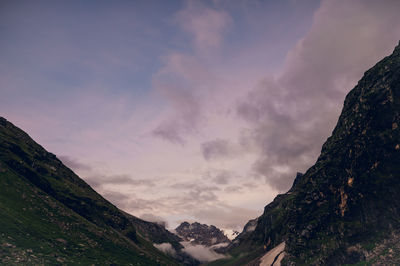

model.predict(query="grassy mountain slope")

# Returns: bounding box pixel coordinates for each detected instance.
[0,117,187,265]
[211,42,400,265]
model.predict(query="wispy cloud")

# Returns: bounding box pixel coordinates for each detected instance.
[151,1,232,144]
[175,0,232,52]
[181,241,226,262]
[201,139,239,160]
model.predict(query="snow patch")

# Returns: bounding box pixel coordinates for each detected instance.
[154,243,176,257]
[260,242,285,266]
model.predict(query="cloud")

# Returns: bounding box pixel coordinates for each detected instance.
[189,188,218,202]
[213,172,230,185]
[151,79,202,144]
[237,0,400,191]
[181,242,226,262]
[102,190,130,208]
[170,181,221,203]
[154,243,177,257]
[153,121,186,145]
[100,190,165,212]
[152,1,232,144]
[84,174,155,189]
[192,204,260,230]
[204,169,238,185]
[175,1,232,52]
[170,180,220,190]
[224,186,242,193]
[151,53,209,144]
[127,197,168,212]
[201,139,238,161]
[140,213,169,228]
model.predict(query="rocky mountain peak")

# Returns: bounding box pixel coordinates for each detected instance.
[175,222,230,246]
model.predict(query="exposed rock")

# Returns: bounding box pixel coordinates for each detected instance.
[175,222,230,246]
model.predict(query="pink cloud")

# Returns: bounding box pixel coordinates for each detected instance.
[175,1,232,52]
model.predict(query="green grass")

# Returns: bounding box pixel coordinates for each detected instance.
[0,169,160,265]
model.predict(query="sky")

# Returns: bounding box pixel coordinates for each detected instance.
[1,0,400,233]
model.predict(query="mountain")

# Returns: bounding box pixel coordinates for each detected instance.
[0,117,197,265]
[175,222,230,247]
[210,42,400,265]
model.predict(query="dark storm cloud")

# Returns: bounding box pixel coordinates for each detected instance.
[237,0,400,191]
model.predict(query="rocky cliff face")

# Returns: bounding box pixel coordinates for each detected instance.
[176,222,230,246]
[218,42,400,265]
